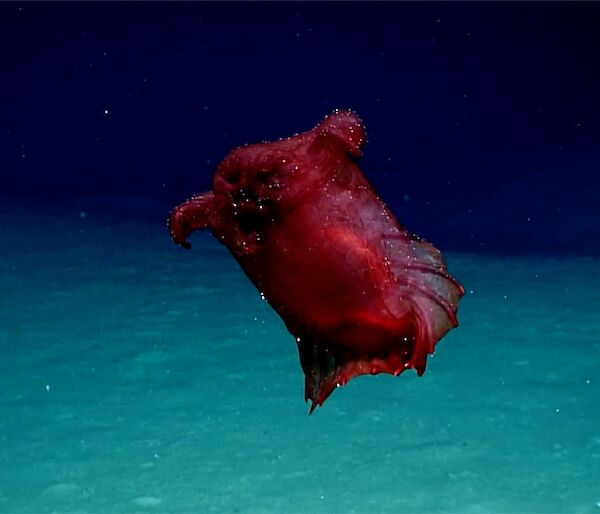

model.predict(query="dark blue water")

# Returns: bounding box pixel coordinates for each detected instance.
[1,3,599,512]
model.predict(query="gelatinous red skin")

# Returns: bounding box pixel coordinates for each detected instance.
[169,110,464,412]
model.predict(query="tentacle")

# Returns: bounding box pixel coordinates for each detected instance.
[168,191,215,249]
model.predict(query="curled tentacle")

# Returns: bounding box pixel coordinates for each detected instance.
[169,191,215,249]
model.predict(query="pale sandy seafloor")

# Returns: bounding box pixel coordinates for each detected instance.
[0,204,599,513]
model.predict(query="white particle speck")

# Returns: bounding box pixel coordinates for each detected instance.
[45,384,50,392]
[103,108,110,115]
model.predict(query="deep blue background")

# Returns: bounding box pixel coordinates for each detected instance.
[1,2,599,255]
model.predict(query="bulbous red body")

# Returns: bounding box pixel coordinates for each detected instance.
[169,110,463,412]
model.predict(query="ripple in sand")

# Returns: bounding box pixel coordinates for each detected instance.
[133,496,163,507]
[43,482,80,497]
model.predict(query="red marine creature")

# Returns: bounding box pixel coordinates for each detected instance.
[169,110,464,412]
